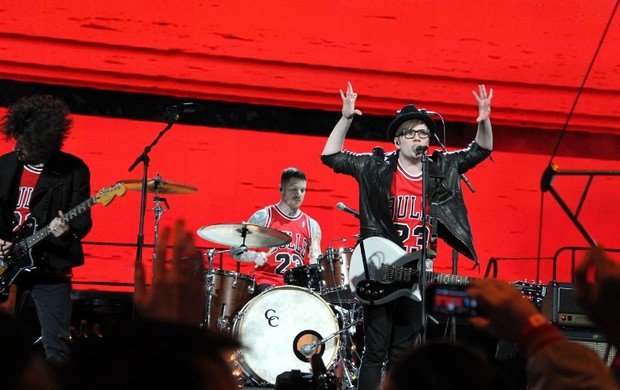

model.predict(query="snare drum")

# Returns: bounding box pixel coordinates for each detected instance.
[205,270,255,333]
[232,285,340,386]
[318,248,355,302]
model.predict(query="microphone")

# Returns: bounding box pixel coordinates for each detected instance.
[166,102,205,113]
[336,202,359,219]
[420,108,438,116]
[415,145,428,155]
[301,343,317,357]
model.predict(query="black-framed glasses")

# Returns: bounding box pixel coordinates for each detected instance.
[399,129,431,139]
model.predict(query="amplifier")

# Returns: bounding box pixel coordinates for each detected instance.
[540,283,617,366]
[541,281,593,329]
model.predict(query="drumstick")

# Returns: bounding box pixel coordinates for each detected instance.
[255,247,277,268]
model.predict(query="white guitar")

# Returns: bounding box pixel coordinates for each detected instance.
[349,237,471,305]
[349,236,547,306]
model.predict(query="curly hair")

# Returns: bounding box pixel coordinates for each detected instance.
[1,95,72,159]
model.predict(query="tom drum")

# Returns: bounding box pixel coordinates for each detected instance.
[318,248,355,303]
[205,270,255,333]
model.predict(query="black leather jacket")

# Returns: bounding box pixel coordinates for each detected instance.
[0,151,92,270]
[321,141,491,262]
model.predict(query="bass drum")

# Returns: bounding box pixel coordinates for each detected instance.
[232,285,340,386]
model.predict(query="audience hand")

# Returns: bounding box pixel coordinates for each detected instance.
[575,246,620,347]
[467,278,541,342]
[134,220,205,327]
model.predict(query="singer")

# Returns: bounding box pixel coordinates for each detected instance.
[321,82,493,390]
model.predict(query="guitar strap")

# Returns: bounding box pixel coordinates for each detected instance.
[430,202,438,253]
[358,240,374,305]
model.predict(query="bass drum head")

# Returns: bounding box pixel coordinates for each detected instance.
[232,285,340,386]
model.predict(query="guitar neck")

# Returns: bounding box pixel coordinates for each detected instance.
[427,272,472,285]
[26,196,96,248]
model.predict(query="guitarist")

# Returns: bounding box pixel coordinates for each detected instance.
[0,95,92,363]
[321,82,493,390]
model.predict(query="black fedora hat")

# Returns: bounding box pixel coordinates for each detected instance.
[387,104,436,141]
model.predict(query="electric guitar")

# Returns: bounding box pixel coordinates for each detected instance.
[0,183,126,295]
[349,237,472,305]
[349,237,547,305]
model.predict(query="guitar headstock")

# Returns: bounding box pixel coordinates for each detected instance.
[513,280,547,309]
[94,183,127,206]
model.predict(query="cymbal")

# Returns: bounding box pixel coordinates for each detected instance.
[119,178,198,194]
[196,223,291,248]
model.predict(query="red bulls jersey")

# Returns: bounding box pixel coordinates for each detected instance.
[389,162,431,253]
[13,164,42,231]
[251,204,313,286]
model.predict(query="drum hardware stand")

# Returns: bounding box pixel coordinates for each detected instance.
[337,305,363,390]
[326,304,363,389]
[151,173,170,262]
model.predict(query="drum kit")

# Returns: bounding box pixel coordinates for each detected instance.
[198,223,363,389]
[121,176,363,389]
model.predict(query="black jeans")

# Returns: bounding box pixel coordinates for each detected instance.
[16,279,72,363]
[357,297,423,390]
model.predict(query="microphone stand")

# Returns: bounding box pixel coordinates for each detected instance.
[128,110,183,270]
[420,151,431,342]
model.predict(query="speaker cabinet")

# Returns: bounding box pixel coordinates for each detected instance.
[562,328,616,366]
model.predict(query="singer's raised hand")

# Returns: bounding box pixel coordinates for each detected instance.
[340,81,363,120]
[472,84,493,123]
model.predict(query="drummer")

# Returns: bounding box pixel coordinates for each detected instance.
[231,167,322,293]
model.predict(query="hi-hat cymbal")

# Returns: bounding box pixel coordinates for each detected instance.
[119,178,198,194]
[196,223,291,248]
